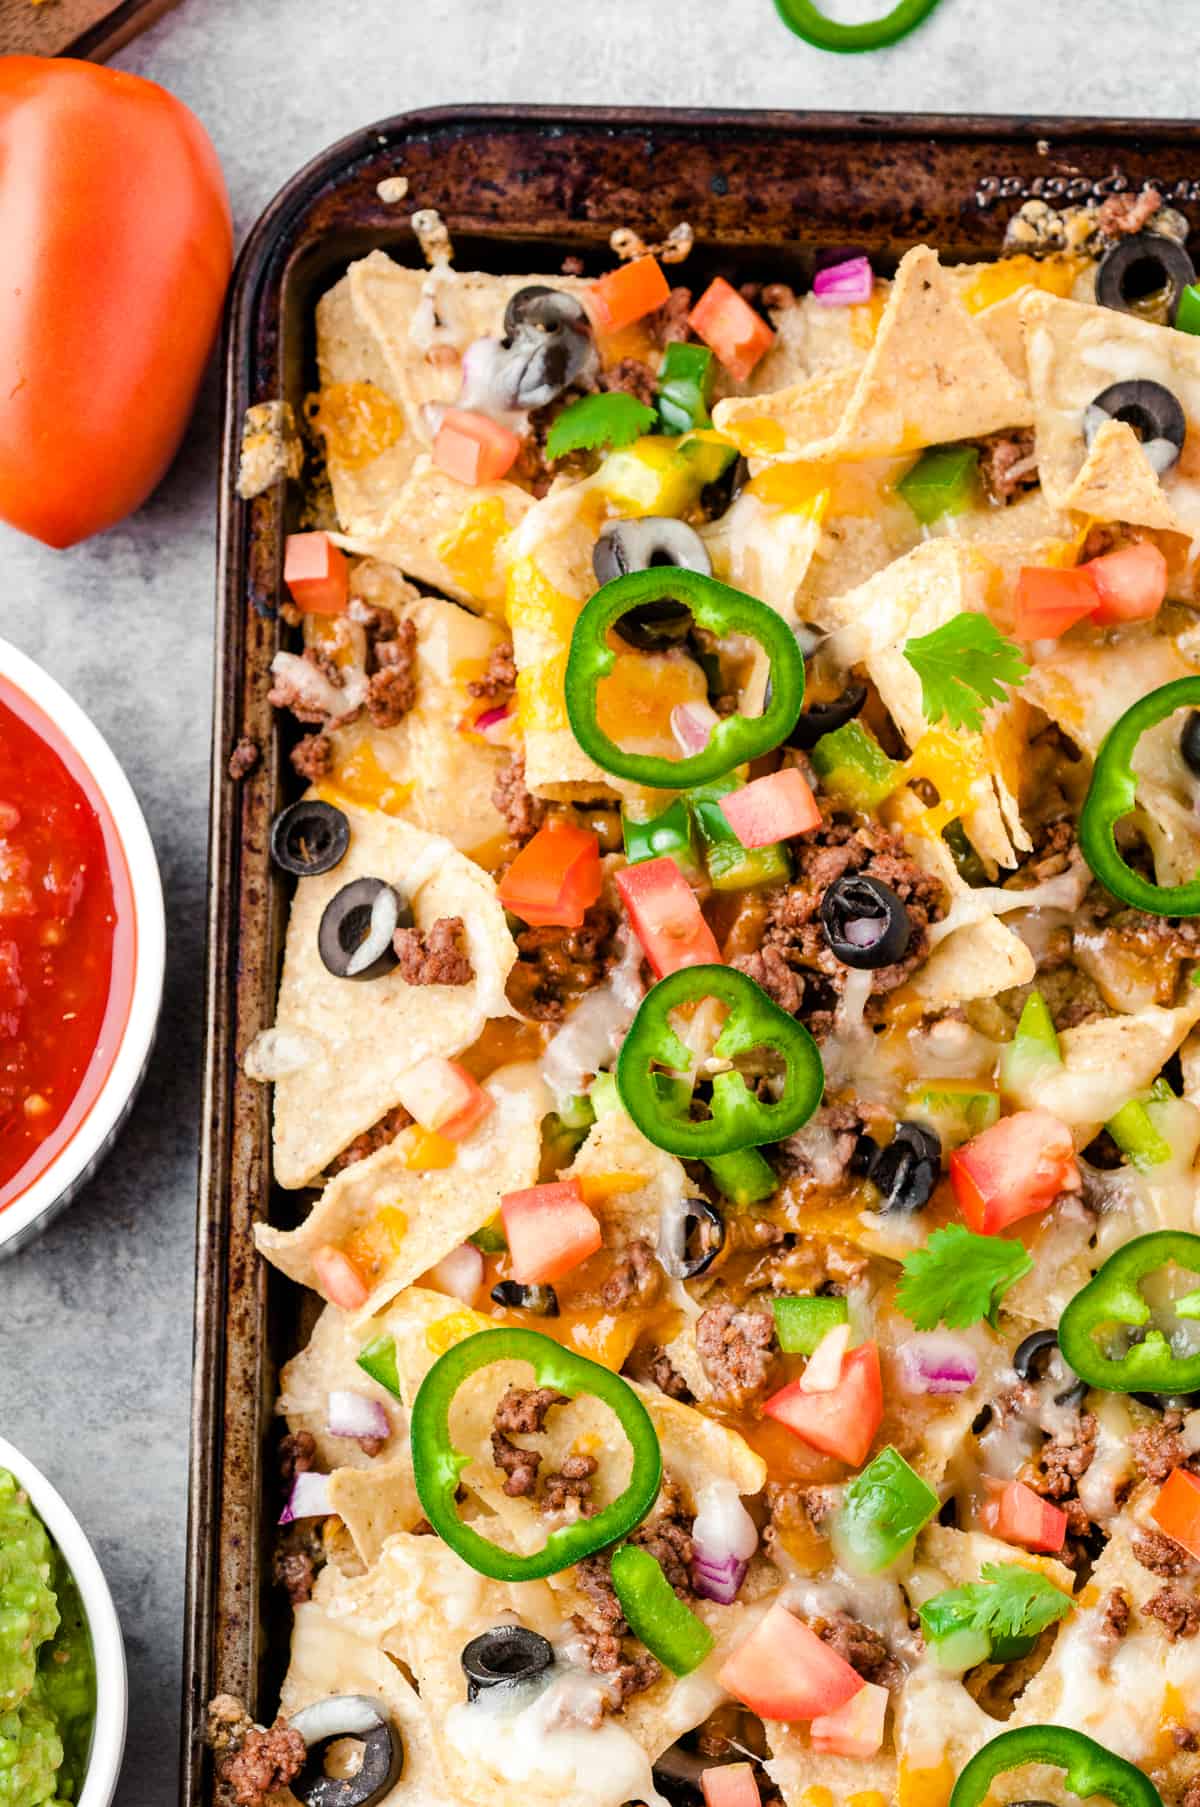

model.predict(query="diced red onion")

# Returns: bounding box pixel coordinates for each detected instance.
[474,703,514,743]
[812,256,874,306]
[430,1242,484,1305]
[692,1552,749,1605]
[691,1479,757,1602]
[279,1470,332,1524]
[898,1332,978,1396]
[327,1389,390,1442]
[671,700,719,757]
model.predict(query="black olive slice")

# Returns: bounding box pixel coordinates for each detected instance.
[1095,231,1196,323]
[271,800,351,878]
[1012,1328,1059,1382]
[461,1625,554,1700]
[868,1121,940,1214]
[318,878,411,981]
[1083,378,1187,477]
[491,1280,559,1317]
[503,285,590,340]
[1181,712,1200,777]
[499,286,597,408]
[289,1696,402,1807]
[787,682,868,750]
[1131,1389,1200,1411]
[660,1197,725,1280]
[819,874,911,970]
[593,518,713,651]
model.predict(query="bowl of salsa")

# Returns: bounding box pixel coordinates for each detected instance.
[0,1433,127,1807]
[0,638,164,1256]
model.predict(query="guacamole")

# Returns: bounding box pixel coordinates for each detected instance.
[0,1471,96,1807]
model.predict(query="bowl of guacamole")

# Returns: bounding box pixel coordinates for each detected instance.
[0,1440,126,1807]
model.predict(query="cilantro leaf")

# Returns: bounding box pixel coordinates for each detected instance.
[545,393,656,460]
[896,1224,1032,1330]
[920,1562,1073,1657]
[903,613,1029,734]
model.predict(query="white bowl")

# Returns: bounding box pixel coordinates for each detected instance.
[0,1435,128,1807]
[0,637,165,1257]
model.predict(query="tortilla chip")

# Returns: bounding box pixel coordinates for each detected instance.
[279,1597,447,1807]
[258,1063,547,1313]
[747,289,879,396]
[1023,631,1200,888]
[1005,995,1200,1140]
[1022,288,1200,534]
[766,1722,895,1807]
[1061,417,1181,528]
[315,561,510,854]
[908,834,1036,1008]
[315,1534,729,1807]
[814,541,1029,868]
[714,247,1033,462]
[335,457,532,618]
[316,253,584,542]
[701,489,823,624]
[327,1462,424,1568]
[255,805,517,1187]
[277,1302,405,1472]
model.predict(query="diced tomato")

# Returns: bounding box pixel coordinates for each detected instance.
[283,531,349,615]
[614,855,722,978]
[1012,566,1099,640]
[393,1057,494,1142]
[950,1108,1079,1234]
[688,279,775,382]
[718,1603,864,1722]
[433,408,522,485]
[1087,541,1169,625]
[981,1479,1067,1553]
[588,256,671,335]
[501,1179,603,1285]
[810,1680,888,1759]
[763,1342,883,1468]
[314,1245,370,1311]
[1150,1467,1200,1561]
[497,820,603,928]
[701,1765,761,1807]
[720,769,821,849]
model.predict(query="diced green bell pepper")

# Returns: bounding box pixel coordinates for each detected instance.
[704,1147,778,1206]
[469,1221,507,1254]
[810,720,901,810]
[357,1333,402,1398]
[897,445,980,525]
[657,342,716,437]
[1177,283,1200,336]
[905,1081,1000,1149]
[999,990,1062,1095]
[589,1071,622,1116]
[622,797,701,877]
[772,1293,849,1354]
[688,777,791,891]
[832,1445,938,1575]
[1106,1095,1174,1171]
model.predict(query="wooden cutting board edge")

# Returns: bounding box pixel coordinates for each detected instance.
[0,0,180,60]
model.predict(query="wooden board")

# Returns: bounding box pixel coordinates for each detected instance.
[0,0,179,59]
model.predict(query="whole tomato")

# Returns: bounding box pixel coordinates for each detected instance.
[0,57,232,547]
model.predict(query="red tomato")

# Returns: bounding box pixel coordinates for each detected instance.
[588,256,671,334]
[314,1245,370,1311]
[394,1057,494,1141]
[1087,541,1169,625]
[950,1108,1079,1234]
[501,1179,602,1284]
[614,856,723,978]
[763,1343,883,1468]
[981,1480,1067,1553]
[498,821,602,928]
[0,58,231,547]
[433,408,521,485]
[810,1680,888,1758]
[718,1603,863,1721]
[688,279,775,381]
[1150,1468,1200,1561]
[719,769,821,848]
[1012,566,1100,639]
[284,533,350,616]
[701,1766,761,1807]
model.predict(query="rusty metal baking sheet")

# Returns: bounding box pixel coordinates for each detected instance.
[185,102,1200,1807]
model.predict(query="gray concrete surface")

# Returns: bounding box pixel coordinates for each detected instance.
[1,2,1197,1801]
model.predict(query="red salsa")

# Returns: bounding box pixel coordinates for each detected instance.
[0,682,135,1213]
